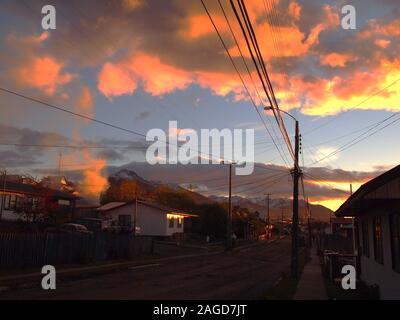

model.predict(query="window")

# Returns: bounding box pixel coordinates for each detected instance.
[118,214,131,227]
[177,217,182,228]
[361,220,370,257]
[169,218,174,228]
[373,216,384,264]
[389,214,400,273]
[3,194,16,211]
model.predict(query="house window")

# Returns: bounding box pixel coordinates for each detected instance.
[169,218,174,228]
[177,217,182,228]
[361,219,370,257]
[118,214,131,227]
[3,194,16,211]
[389,213,400,273]
[372,216,384,265]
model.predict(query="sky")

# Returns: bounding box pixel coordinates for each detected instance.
[0,0,399,210]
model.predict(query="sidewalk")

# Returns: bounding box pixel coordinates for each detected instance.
[294,247,328,300]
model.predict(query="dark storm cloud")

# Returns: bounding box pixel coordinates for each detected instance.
[0,150,41,167]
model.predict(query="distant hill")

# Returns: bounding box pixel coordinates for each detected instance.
[104,168,214,206]
[103,164,333,221]
[209,195,333,222]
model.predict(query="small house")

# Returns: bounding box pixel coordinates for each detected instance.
[97,200,197,237]
[0,179,78,222]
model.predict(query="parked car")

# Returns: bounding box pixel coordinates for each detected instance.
[61,223,93,234]
[76,218,112,233]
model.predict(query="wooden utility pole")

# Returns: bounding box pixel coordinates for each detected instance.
[0,170,6,220]
[307,197,312,247]
[226,163,233,250]
[291,120,300,278]
[350,183,357,272]
[58,152,62,177]
[280,201,284,238]
[134,189,138,236]
[265,193,271,241]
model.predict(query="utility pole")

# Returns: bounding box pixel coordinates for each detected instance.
[226,162,233,250]
[307,197,312,248]
[280,200,284,238]
[134,189,138,237]
[58,152,62,177]
[0,170,6,220]
[350,183,357,273]
[265,193,271,241]
[263,106,300,277]
[291,120,300,278]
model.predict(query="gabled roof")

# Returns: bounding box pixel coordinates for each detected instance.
[97,202,126,211]
[2,180,78,200]
[336,164,400,217]
[97,199,198,217]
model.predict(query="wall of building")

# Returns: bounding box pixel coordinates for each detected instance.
[165,215,184,236]
[358,213,400,299]
[103,203,185,237]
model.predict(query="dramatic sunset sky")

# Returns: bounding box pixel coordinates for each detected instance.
[0,0,399,210]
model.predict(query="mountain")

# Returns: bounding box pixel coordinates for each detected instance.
[104,163,333,221]
[106,168,214,206]
[209,195,333,222]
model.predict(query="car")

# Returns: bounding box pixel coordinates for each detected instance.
[61,223,93,234]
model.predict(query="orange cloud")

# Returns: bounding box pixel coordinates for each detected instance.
[273,58,400,116]
[289,1,301,20]
[129,53,192,96]
[320,53,357,67]
[14,56,73,95]
[98,53,192,98]
[374,38,391,48]
[184,14,227,39]
[359,18,400,39]
[233,5,337,61]
[97,62,137,98]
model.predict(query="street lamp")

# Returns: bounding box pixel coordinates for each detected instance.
[264,106,300,278]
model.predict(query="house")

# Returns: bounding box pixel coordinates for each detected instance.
[0,179,78,222]
[97,200,197,237]
[336,164,400,299]
[330,216,354,238]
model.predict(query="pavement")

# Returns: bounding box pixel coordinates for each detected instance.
[294,247,327,300]
[0,238,290,300]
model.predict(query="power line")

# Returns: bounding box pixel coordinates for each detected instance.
[217,0,291,168]
[233,0,294,160]
[200,0,290,168]
[308,112,400,166]
[304,76,400,135]
[0,86,288,175]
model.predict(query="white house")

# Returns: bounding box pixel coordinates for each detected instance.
[336,164,400,299]
[97,200,197,237]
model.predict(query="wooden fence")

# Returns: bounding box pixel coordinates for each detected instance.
[0,233,153,269]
